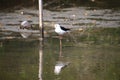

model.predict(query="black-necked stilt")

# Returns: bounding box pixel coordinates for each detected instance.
[54,24,70,57]
[54,24,70,39]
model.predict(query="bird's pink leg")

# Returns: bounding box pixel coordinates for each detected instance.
[59,35,63,40]
[59,35,63,57]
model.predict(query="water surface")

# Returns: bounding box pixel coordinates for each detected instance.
[0,7,120,80]
[0,34,120,80]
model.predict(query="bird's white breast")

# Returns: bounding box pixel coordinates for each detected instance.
[55,26,66,35]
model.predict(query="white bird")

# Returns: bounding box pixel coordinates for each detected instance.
[20,21,32,38]
[54,24,70,39]
[20,20,32,29]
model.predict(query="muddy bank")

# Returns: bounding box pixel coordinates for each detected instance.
[0,7,120,30]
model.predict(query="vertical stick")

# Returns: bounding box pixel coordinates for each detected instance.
[39,42,43,80]
[38,0,44,80]
[39,0,44,40]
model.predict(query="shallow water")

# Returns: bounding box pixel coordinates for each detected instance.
[0,39,39,80]
[0,35,120,80]
[0,7,120,80]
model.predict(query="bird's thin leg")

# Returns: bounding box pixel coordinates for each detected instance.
[59,35,63,40]
[59,38,63,57]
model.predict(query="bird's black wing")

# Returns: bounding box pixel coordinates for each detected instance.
[60,26,70,31]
